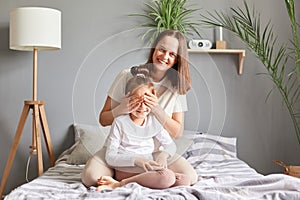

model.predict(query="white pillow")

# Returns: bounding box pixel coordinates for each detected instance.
[66,124,108,165]
[183,131,237,162]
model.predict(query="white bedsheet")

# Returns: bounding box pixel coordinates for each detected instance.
[5,159,300,200]
[4,133,300,200]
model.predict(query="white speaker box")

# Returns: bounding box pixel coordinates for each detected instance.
[188,39,212,50]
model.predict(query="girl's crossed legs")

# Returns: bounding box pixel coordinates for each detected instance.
[81,148,198,188]
[97,168,190,191]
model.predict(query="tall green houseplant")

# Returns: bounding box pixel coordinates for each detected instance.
[129,0,201,45]
[201,0,300,145]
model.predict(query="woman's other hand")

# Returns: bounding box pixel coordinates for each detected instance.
[143,89,159,110]
[144,89,165,119]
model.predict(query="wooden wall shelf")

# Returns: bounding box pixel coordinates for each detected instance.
[188,49,246,75]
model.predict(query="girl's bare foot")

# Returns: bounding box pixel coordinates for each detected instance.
[96,176,122,191]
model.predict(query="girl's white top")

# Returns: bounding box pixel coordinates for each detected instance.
[105,114,176,167]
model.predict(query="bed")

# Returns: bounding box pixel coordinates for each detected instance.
[4,125,300,200]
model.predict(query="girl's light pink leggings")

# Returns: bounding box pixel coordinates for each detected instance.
[116,168,190,189]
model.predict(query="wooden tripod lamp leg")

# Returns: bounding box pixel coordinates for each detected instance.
[39,103,55,167]
[33,103,43,176]
[0,103,30,197]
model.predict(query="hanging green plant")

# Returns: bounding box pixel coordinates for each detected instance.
[200,0,300,145]
[129,0,201,45]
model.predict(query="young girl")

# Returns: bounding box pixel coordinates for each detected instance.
[97,71,190,191]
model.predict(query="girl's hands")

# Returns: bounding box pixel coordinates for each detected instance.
[155,152,170,169]
[134,157,161,172]
[114,92,143,116]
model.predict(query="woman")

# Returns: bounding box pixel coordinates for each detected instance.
[81,29,197,187]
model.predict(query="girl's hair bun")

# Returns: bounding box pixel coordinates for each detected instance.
[130,64,150,78]
[126,65,153,94]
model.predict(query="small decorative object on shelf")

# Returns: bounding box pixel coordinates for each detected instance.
[216,26,226,49]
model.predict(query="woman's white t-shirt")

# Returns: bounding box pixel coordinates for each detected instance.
[108,69,188,117]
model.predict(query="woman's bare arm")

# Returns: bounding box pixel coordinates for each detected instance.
[168,112,184,138]
[99,97,119,126]
[152,107,184,139]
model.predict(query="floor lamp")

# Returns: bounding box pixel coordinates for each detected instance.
[0,7,61,197]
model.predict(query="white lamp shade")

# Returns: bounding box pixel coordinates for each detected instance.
[10,7,61,51]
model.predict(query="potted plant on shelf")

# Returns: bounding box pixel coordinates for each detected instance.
[200,0,300,177]
[129,0,201,45]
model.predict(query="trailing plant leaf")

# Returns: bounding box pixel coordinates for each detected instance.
[129,0,201,45]
[201,0,300,145]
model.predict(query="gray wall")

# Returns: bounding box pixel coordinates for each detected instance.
[0,0,299,195]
